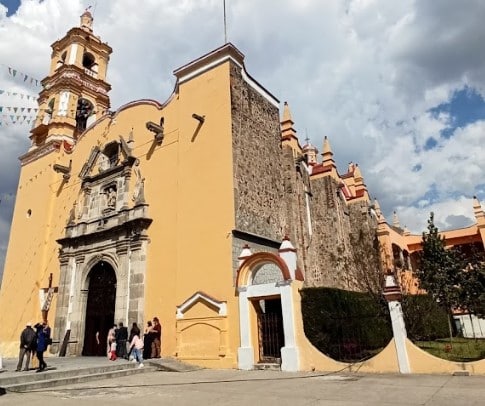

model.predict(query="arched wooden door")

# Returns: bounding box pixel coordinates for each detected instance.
[82,261,116,356]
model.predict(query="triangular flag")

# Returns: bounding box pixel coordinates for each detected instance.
[13,107,18,113]
[12,69,17,77]
[24,74,28,82]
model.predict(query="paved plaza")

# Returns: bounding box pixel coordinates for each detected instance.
[1,357,484,405]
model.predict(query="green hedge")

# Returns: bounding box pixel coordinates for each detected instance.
[401,294,450,341]
[300,287,392,362]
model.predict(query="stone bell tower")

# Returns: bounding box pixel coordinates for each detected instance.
[30,9,112,149]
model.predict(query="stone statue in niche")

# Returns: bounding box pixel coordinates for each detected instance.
[132,163,146,204]
[105,186,117,210]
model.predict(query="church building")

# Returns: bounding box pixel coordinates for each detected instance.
[1,12,401,370]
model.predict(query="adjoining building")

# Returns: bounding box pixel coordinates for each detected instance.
[1,12,483,369]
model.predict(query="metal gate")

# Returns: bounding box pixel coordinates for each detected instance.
[257,298,284,363]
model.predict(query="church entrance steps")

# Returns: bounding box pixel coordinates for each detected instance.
[0,356,202,394]
[0,362,156,393]
[254,363,281,371]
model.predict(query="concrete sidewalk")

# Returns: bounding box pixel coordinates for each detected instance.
[1,358,484,405]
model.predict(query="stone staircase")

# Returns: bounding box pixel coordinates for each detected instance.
[0,357,201,394]
[254,363,281,371]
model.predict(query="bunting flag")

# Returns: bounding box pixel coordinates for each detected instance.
[0,106,40,113]
[2,64,41,88]
[0,89,38,100]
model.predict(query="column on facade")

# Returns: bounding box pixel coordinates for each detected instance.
[237,286,254,370]
[278,280,299,371]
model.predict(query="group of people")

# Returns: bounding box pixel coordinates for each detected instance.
[16,320,52,372]
[103,317,162,368]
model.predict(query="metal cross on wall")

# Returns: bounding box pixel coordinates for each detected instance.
[40,273,58,324]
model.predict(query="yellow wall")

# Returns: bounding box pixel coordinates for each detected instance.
[0,58,240,369]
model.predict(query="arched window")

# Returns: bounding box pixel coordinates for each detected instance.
[76,98,94,132]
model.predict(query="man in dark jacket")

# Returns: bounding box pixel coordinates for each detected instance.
[34,321,51,372]
[16,322,37,371]
[115,322,128,359]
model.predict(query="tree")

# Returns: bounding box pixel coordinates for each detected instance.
[415,213,461,341]
[455,246,485,338]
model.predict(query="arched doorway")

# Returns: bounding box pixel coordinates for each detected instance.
[236,253,299,371]
[82,261,116,356]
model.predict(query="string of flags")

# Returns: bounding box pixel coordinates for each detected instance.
[0,114,36,126]
[1,64,41,88]
[0,107,39,113]
[0,89,38,101]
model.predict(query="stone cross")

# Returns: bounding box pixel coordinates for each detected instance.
[40,273,58,324]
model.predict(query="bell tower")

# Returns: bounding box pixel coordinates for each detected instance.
[30,9,112,150]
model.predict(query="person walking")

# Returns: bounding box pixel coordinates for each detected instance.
[128,322,141,343]
[151,317,162,358]
[143,320,154,360]
[128,322,141,359]
[129,332,144,368]
[115,322,128,359]
[15,322,37,372]
[34,321,51,372]
[107,324,117,360]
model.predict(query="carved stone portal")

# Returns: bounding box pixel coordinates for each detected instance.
[54,137,152,356]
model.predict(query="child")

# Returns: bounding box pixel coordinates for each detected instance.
[109,341,117,361]
[129,333,144,368]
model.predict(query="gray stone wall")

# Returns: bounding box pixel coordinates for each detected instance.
[232,235,279,285]
[230,64,287,241]
[304,176,355,289]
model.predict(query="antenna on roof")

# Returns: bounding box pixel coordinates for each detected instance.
[223,0,228,43]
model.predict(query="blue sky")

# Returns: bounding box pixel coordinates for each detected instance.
[1,0,485,277]
[0,0,20,16]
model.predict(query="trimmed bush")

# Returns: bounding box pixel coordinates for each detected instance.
[300,287,392,362]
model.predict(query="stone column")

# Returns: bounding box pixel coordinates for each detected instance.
[237,286,254,370]
[278,280,299,371]
[383,274,411,374]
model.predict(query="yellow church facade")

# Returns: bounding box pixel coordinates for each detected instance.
[2,13,484,374]
[0,12,308,370]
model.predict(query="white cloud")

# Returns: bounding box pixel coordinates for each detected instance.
[1,0,485,277]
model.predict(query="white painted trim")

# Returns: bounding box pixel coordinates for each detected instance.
[177,54,233,84]
[238,278,300,371]
[176,291,227,319]
[246,283,281,298]
[68,43,78,65]
[177,54,279,108]
[241,69,279,108]
[58,91,70,117]
[388,301,411,373]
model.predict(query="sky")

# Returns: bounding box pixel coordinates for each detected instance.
[1,0,485,277]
